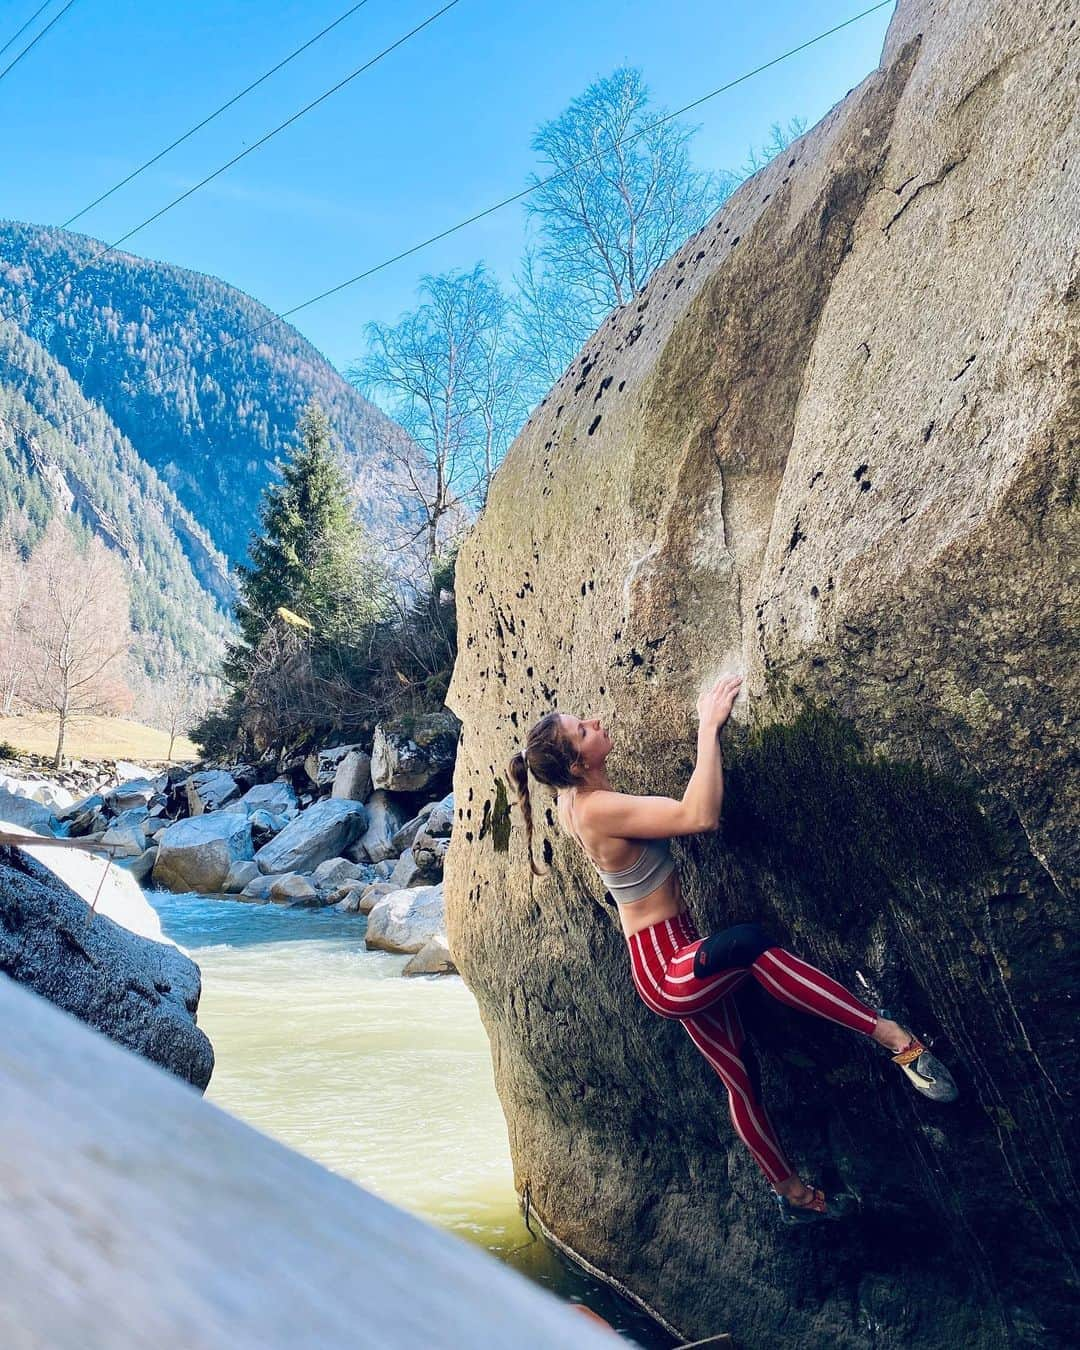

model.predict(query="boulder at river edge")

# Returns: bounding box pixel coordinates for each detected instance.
[0,845,212,1089]
[443,2,1078,1345]
[253,798,368,875]
[153,812,255,893]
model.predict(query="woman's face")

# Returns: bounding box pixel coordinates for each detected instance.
[559,712,611,773]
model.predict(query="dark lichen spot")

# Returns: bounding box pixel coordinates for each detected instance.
[854,463,869,481]
[587,415,602,435]
[490,777,512,854]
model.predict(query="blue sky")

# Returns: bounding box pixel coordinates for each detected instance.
[2,0,895,373]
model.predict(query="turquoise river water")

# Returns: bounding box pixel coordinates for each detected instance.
[148,891,675,1348]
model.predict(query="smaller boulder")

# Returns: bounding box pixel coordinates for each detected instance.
[311,856,360,888]
[223,860,260,894]
[268,873,319,905]
[365,882,445,954]
[402,935,457,977]
[128,847,158,885]
[304,743,364,789]
[389,847,423,888]
[331,749,372,802]
[185,769,240,816]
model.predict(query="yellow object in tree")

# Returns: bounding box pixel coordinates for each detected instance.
[276,606,313,631]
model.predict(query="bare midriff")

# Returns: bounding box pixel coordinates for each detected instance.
[557,787,688,940]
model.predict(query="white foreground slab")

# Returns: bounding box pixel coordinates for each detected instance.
[0,975,624,1349]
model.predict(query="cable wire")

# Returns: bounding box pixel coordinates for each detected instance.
[0,0,78,86]
[38,0,461,302]
[3,0,896,439]
[0,1,55,62]
[235,0,897,338]
[63,0,377,228]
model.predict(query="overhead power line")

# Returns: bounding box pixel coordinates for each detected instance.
[35,0,462,304]
[0,0,78,86]
[3,0,895,444]
[0,1,55,63]
[226,0,898,339]
[63,0,377,228]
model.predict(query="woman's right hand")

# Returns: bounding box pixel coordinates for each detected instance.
[696,674,744,731]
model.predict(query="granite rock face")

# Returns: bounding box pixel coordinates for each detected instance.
[443,2,1078,1346]
[0,846,213,1089]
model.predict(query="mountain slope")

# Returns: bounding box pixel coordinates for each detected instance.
[0,220,424,570]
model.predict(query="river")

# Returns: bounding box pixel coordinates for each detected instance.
[148,890,675,1348]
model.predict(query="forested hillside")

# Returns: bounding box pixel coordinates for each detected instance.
[0,319,233,675]
[0,221,423,570]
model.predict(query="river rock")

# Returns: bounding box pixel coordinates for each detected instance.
[253,799,368,875]
[0,789,58,835]
[128,848,158,885]
[222,781,299,818]
[351,790,408,863]
[104,777,165,813]
[304,743,364,789]
[370,714,459,793]
[100,807,151,859]
[442,2,1078,1343]
[388,847,423,888]
[330,749,372,802]
[241,872,284,901]
[153,813,254,893]
[365,883,445,955]
[185,769,240,816]
[311,857,360,888]
[57,792,107,834]
[336,880,396,915]
[268,873,319,905]
[402,935,456,977]
[0,845,212,1088]
[223,860,260,894]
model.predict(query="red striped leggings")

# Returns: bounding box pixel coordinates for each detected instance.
[626,910,878,1185]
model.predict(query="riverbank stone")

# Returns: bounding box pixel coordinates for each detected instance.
[330,749,372,801]
[253,799,368,875]
[153,813,254,893]
[402,935,456,977]
[370,714,458,793]
[185,769,240,816]
[365,883,445,954]
[0,845,212,1088]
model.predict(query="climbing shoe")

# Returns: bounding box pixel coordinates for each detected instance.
[773,1186,854,1226]
[891,1037,959,1103]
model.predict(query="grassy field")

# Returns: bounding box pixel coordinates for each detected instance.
[0,714,200,763]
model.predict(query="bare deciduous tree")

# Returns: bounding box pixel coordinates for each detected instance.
[21,519,134,768]
[352,264,522,569]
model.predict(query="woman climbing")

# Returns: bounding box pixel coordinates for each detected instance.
[507,674,958,1224]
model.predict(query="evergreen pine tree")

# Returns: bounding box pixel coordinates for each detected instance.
[222,401,384,690]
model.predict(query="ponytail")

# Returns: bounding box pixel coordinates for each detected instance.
[507,747,548,877]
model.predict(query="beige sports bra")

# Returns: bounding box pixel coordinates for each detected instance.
[566,789,677,905]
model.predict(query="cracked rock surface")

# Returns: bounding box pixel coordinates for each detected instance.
[443,1,1078,1346]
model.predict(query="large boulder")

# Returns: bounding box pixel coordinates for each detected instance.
[351,790,408,863]
[0,790,58,835]
[184,769,240,816]
[365,883,445,955]
[223,781,299,819]
[153,813,254,893]
[442,3,1078,1345]
[0,845,212,1088]
[253,799,368,876]
[370,715,459,793]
